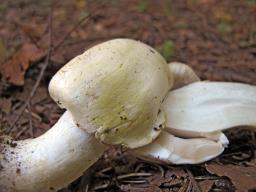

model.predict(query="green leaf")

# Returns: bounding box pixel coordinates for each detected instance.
[157,40,176,61]
[137,0,148,13]
[217,22,232,34]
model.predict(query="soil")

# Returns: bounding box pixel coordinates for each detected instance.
[0,0,255,191]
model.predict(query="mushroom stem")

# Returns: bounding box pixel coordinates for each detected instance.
[0,111,108,192]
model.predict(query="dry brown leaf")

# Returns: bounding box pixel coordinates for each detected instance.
[206,163,256,192]
[0,43,44,86]
[198,180,214,192]
[0,98,12,114]
[170,168,187,179]
[20,23,46,41]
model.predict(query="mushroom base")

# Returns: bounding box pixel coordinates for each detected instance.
[0,111,107,192]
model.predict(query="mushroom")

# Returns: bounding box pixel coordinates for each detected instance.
[48,38,171,149]
[1,39,255,192]
[0,111,107,192]
[0,39,170,192]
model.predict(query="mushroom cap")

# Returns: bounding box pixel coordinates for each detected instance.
[49,39,172,148]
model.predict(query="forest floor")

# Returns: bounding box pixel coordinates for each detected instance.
[0,0,256,191]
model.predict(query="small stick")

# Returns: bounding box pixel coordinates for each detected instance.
[25,108,42,122]
[194,176,220,180]
[84,184,89,192]
[117,173,152,180]
[27,102,34,138]
[7,4,97,134]
[6,4,54,134]
[91,182,110,190]
[53,13,91,52]
[53,3,105,52]
[155,164,165,177]
[15,125,28,139]
[121,180,147,183]
[177,178,189,192]
[186,168,202,192]
[134,163,144,172]
[97,166,113,174]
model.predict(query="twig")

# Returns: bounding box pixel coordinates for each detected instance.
[15,126,28,139]
[121,180,147,183]
[84,184,89,192]
[12,108,42,138]
[194,176,220,180]
[135,163,144,172]
[178,178,189,192]
[53,12,92,52]
[27,102,34,138]
[77,175,90,192]
[91,182,110,190]
[97,166,113,174]
[95,166,113,178]
[186,168,202,192]
[25,108,42,122]
[6,3,103,134]
[154,164,165,177]
[117,173,152,180]
[52,4,105,52]
[6,4,54,134]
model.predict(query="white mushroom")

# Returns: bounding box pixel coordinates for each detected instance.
[0,39,171,191]
[131,131,225,164]
[0,112,107,192]
[1,39,255,191]
[164,81,256,138]
[48,38,172,149]
[167,62,200,89]
[131,62,229,164]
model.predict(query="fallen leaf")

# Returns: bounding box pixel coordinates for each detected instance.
[171,168,187,179]
[20,23,46,41]
[0,43,44,86]
[206,163,256,192]
[0,98,12,114]
[198,180,214,191]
